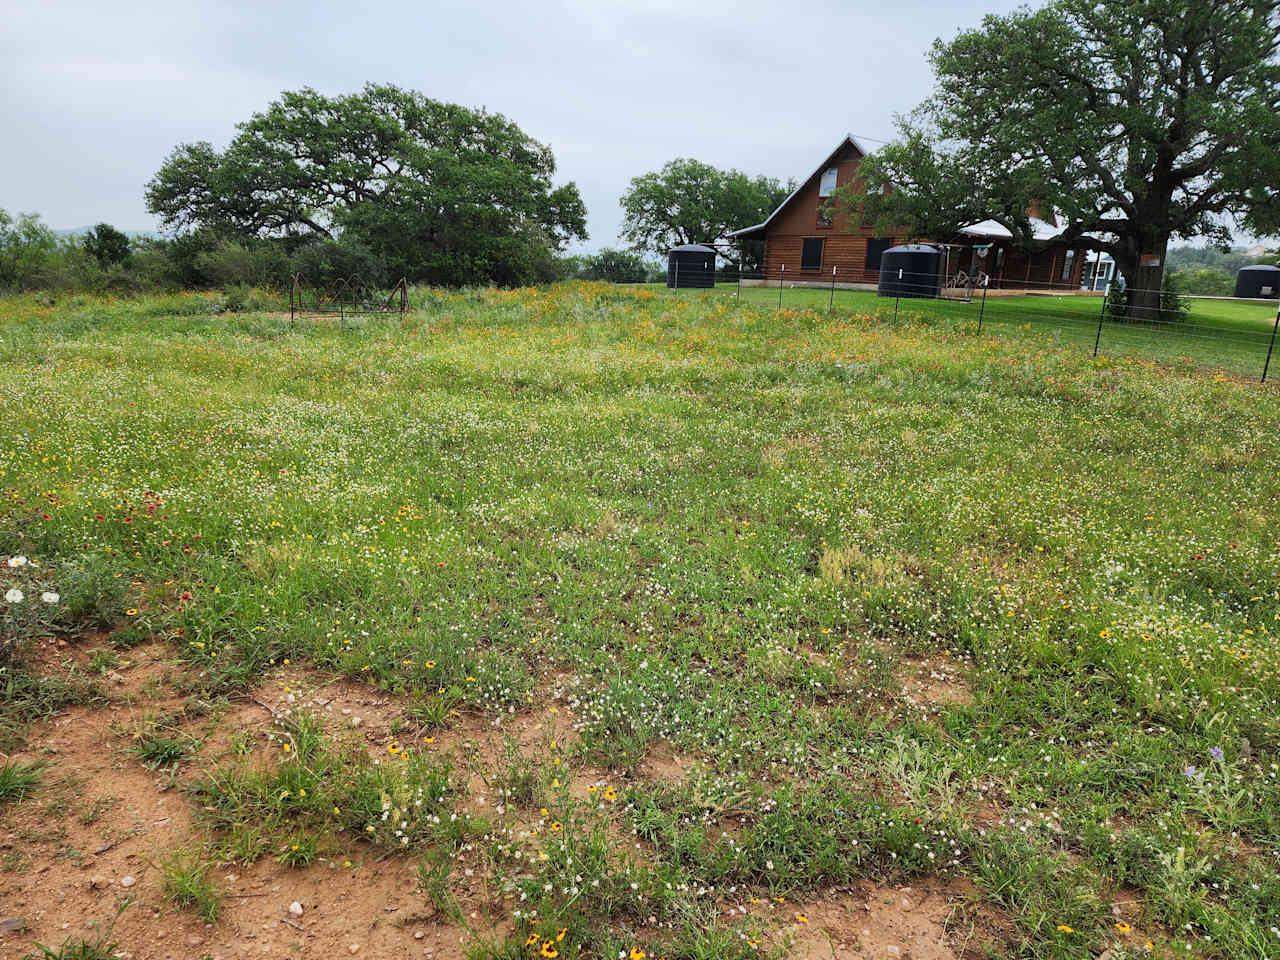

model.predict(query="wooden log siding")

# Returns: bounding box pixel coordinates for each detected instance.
[763,233,894,282]
[751,136,1089,290]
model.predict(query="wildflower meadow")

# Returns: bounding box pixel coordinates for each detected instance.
[0,283,1278,959]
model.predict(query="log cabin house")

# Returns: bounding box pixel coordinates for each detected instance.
[728,135,1089,292]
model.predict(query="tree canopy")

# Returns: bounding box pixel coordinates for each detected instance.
[145,84,588,286]
[838,0,1280,314]
[619,158,793,267]
[83,223,131,267]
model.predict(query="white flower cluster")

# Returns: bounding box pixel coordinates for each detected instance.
[4,556,59,604]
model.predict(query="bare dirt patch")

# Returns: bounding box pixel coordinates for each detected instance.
[778,879,1009,960]
[636,742,692,785]
[900,656,973,709]
[0,648,515,960]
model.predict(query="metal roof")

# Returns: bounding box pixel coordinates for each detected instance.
[727,134,872,239]
[668,243,717,253]
[958,217,1066,241]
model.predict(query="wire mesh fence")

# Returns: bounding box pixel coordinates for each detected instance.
[644,266,1280,383]
[289,273,409,324]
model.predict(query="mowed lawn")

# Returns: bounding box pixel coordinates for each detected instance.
[677,282,1280,377]
[1,283,1279,959]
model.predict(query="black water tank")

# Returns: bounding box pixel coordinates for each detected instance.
[667,244,716,288]
[1234,264,1280,299]
[877,244,942,298]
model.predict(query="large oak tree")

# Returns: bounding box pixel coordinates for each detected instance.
[620,159,793,269]
[145,84,588,286]
[838,0,1280,316]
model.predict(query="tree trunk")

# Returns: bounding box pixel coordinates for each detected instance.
[1125,233,1170,322]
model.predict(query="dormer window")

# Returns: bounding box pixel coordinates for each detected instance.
[819,167,838,197]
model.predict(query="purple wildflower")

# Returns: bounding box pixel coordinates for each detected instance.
[1209,746,1224,762]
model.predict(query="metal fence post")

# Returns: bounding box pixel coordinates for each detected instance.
[737,258,742,302]
[1263,302,1280,383]
[778,264,785,309]
[894,268,901,321]
[1093,283,1109,358]
[829,266,837,309]
[977,277,988,334]
[674,259,679,297]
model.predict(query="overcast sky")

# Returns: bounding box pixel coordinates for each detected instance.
[2,0,1030,251]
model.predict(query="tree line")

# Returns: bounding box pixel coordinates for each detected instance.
[3,0,1276,298]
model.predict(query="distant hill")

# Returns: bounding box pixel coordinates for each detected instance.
[1166,244,1271,274]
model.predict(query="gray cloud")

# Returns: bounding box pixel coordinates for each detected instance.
[1,0,1024,248]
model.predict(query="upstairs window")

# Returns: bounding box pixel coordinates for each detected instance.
[818,167,838,197]
[801,237,824,271]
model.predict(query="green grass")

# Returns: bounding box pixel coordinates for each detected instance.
[687,281,1280,376]
[2,283,1280,957]
[0,759,44,802]
[129,729,192,770]
[159,849,223,922]
[22,935,120,960]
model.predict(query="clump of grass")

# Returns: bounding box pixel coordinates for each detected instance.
[493,742,543,809]
[0,666,98,751]
[22,934,119,960]
[405,686,463,731]
[277,834,318,868]
[189,710,459,863]
[0,759,44,802]
[23,900,127,959]
[160,849,222,922]
[130,729,191,770]
[86,649,119,675]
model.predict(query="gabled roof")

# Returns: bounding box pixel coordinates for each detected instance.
[727,134,872,239]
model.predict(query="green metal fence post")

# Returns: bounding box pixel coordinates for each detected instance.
[1263,302,1280,383]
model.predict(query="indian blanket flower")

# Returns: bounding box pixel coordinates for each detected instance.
[4,588,23,604]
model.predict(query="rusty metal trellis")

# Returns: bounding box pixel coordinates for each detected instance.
[288,274,408,324]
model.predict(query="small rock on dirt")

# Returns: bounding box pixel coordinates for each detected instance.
[120,875,137,888]
[288,901,304,917]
